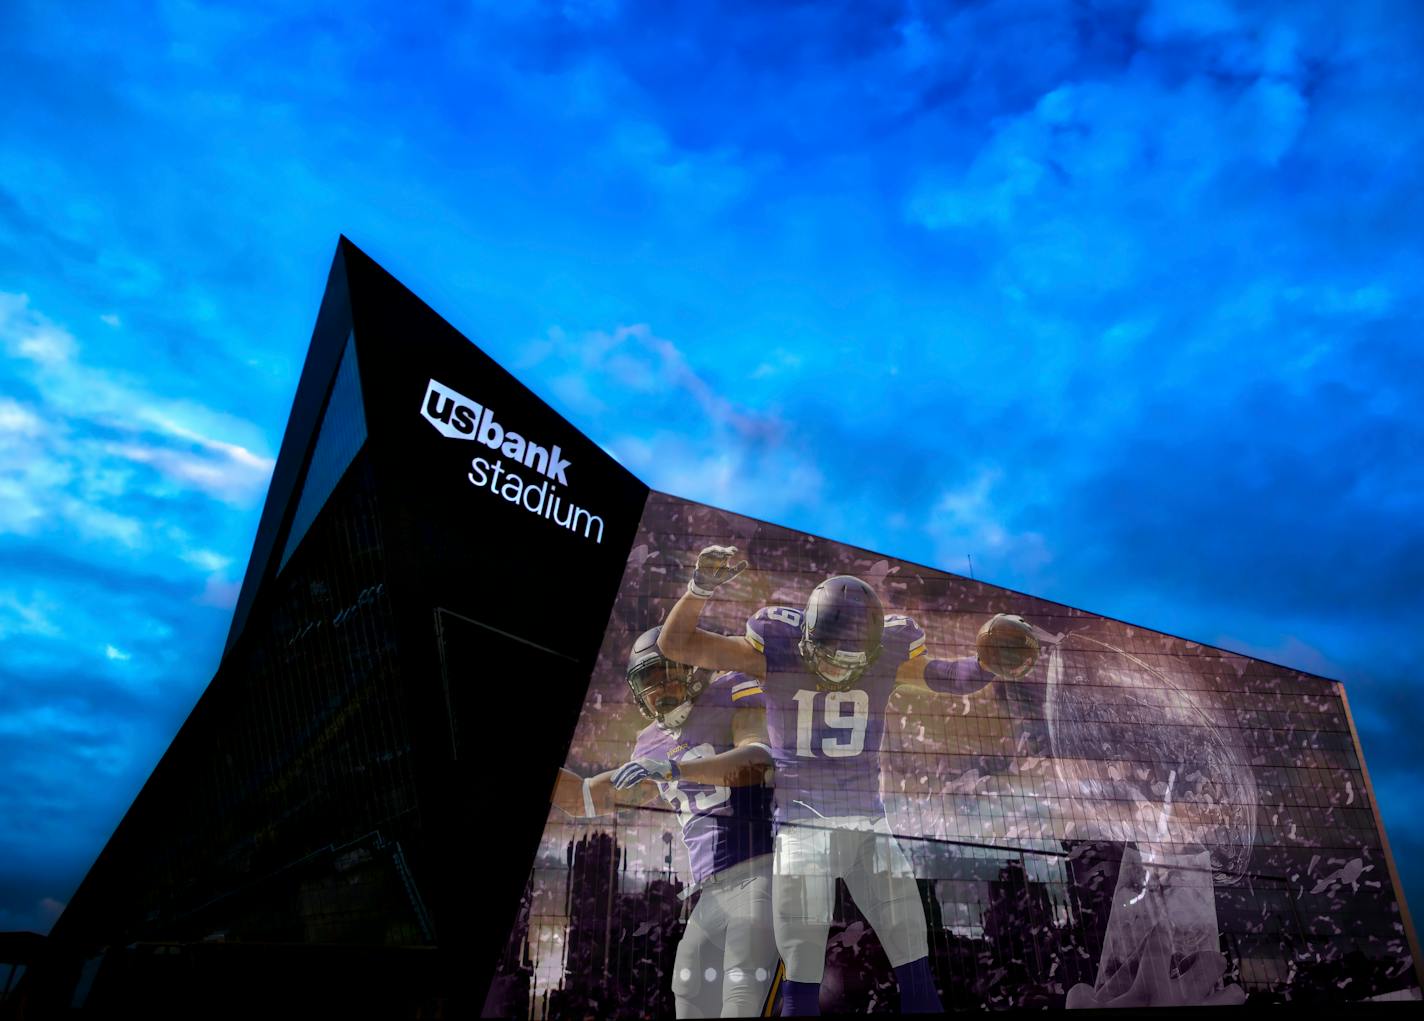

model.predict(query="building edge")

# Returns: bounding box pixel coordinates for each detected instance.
[1337,680,1424,992]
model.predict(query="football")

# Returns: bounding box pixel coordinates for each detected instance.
[975,613,1039,679]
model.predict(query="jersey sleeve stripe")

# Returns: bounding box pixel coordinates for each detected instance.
[731,686,765,701]
[731,678,760,694]
[908,644,927,659]
[746,629,765,652]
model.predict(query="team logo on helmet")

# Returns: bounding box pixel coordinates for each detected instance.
[626,626,705,730]
[798,575,885,690]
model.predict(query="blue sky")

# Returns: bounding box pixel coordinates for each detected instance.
[2,0,1421,934]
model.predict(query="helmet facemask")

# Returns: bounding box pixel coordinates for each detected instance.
[628,658,701,730]
[798,636,881,690]
[798,574,886,690]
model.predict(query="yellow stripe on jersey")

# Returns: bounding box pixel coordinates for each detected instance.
[762,960,785,1017]
[908,644,927,659]
[746,627,765,652]
[731,686,764,701]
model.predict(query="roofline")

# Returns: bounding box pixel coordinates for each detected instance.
[292,240,1350,692]
[1337,681,1423,989]
[650,488,1350,689]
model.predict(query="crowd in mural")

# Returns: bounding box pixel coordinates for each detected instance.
[486,495,1416,1017]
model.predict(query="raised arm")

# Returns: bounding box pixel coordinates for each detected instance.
[608,703,775,791]
[895,652,995,695]
[657,545,766,678]
[894,613,1041,694]
[674,706,774,787]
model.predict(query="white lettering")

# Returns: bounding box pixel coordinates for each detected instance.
[432,378,604,544]
[421,378,573,483]
[547,445,571,485]
[421,379,483,439]
[463,461,603,544]
[570,506,604,543]
[477,407,504,449]
[501,431,527,461]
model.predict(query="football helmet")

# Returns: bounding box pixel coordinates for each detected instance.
[798,575,884,689]
[627,626,705,729]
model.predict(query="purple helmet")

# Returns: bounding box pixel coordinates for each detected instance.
[627,626,704,729]
[798,576,884,689]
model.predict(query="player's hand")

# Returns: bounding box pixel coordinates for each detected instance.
[976,613,1040,679]
[610,757,679,790]
[687,545,748,598]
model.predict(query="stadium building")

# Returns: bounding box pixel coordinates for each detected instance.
[19,240,1420,1015]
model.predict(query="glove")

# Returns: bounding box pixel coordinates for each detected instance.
[688,545,748,598]
[975,613,1040,679]
[610,757,679,790]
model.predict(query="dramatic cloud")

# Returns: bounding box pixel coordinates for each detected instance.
[0,290,276,926]
[0,0,1420,930]
[518,323,821,518]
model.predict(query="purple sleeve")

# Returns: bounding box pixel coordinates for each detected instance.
[630,724,658,760]
[746,606,803,674]
[717,671,767,709]
[923,656,994,695]
[883,614,927,662]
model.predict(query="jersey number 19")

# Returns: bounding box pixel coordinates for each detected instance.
[792,689,869,758]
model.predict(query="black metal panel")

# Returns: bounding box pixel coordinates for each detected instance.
[336,238,648,1009]
[226,246,355,654]
[45,240,647,1018]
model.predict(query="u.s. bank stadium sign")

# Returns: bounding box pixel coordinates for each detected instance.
[420,377,605,544]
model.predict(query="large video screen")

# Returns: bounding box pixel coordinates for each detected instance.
[482,492,1417,1017]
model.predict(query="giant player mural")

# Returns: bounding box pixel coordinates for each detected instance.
[549,628,779,1018]
[652,546,1038,1016]
[482,493,1418,1017]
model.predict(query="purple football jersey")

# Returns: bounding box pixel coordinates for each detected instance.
[741,607,928,825]
[632,671,774,884]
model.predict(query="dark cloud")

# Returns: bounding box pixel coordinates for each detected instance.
[1,0,1420,939]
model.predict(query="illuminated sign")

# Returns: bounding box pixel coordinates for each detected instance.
[420,377,603,543]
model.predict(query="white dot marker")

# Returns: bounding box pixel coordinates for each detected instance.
[728,967,744,983]
[755,968,768,982]
[680,968,692,982]
[705,967,718,982]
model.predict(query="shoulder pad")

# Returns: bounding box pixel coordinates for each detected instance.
[746,606,804,652]
[631,721,664,760]
[714,670,767,706]
[883,613,927,660]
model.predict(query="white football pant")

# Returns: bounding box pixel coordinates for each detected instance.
[671,853,779,1018]
[771,815,929,984]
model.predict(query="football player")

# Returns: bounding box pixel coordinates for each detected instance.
[552,626,781,1018]
[656,546,1040,1016]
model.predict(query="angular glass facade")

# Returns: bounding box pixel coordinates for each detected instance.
[57,450,425,941]
[31,241,1416,1017]
[34,240,649,1016]
[278,331,368,572]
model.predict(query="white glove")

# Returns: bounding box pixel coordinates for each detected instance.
[688,545,748,598]
[610,757,680,790]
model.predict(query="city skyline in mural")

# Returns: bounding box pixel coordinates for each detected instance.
[487,492,1418,1016]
